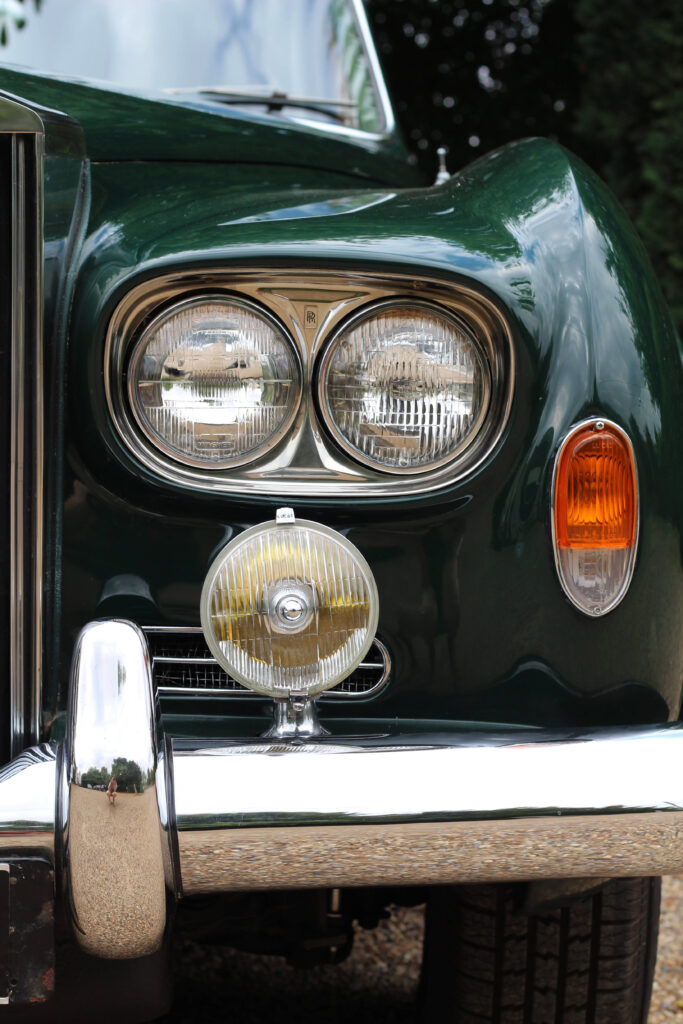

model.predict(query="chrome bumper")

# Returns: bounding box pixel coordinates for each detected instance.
[2,620,683,960]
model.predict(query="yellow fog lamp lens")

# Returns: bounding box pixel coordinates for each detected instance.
[200,514,379,699]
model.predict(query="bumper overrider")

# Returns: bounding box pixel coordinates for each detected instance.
[2,621,683,966]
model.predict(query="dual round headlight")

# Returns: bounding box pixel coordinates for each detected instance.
[126,295,490,475]
[318,302,489,473]
[128,297,301,469]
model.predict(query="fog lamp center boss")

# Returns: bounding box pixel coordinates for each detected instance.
[200,509,379,699]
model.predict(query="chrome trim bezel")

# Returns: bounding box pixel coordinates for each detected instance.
[105,269,514,498]
[315,297,492,475]
[199,517,380,698]
[125,293,304,471]
[550,417,640,617]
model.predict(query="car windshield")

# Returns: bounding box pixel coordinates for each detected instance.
[0,0,387,133]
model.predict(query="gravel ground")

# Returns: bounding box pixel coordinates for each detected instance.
[651,876,683,1022]
[167,876,682,1022]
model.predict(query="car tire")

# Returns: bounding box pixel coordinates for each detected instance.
[419,877,660,1023]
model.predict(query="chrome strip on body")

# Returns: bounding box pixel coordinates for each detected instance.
[105,269,514,498]
[3,99,45,757]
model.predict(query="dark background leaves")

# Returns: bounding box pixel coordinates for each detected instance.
[365,0,682,331]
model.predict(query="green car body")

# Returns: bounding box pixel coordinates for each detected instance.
[0,4,681,1020]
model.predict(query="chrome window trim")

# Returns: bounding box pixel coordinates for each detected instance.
[145,627,391,701]
[315,297,493,475]
[105,268,514,498]
[280,0,396,143]
[126,293,304,471]
[550,417,640,617]
[2,96,45,757]
[346,0,396,139]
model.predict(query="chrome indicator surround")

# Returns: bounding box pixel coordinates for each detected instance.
[126,293,303,471]
[105,269,514,497]
[315,297,493,475]
[550,417,640,617]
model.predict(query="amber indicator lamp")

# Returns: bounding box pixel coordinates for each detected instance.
[552,419,639,616]
[554,422,636,550]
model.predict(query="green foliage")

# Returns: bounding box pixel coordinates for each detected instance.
[0,0,40,48]
[111,757,143,794]
[366,0,681,330]
[571,0,683,330]
[367,0,577,172]
[80,765,109,788]
[80,759,145,792]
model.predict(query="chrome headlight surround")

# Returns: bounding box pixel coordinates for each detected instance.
[315,298,492,475]
[105,269,513,497]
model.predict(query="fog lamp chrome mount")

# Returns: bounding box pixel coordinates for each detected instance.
[200,507,379,739]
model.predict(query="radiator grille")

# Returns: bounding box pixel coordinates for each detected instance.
[145,627,390,699]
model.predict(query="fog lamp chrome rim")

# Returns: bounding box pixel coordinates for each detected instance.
[316,298,492,475]
[126,293,302,471]
[200,512,379,699]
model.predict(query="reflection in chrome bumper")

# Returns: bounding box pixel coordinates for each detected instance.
[173,729,683,894]
[2,619,683,961]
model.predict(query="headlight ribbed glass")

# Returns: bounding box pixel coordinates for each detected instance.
[127,296,300,468]
[317,301,490,473]
[200,516,379,699]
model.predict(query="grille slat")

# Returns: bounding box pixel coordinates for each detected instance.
[145,628,390,700]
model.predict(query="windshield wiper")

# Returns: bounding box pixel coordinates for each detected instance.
[163,86,357,125]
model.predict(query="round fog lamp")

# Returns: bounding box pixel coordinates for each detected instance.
[200,513,379,699]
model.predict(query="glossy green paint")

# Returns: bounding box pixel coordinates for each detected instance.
[51,135,682,735]
[0,66,416,184]
[48,712,543,745]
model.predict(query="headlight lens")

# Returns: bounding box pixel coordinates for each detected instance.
[200,515,379,699]
[127,296,300,468]
[317,301,490,473]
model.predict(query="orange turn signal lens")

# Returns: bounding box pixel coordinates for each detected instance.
[552,419,639,615]
[554,422,637,550]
